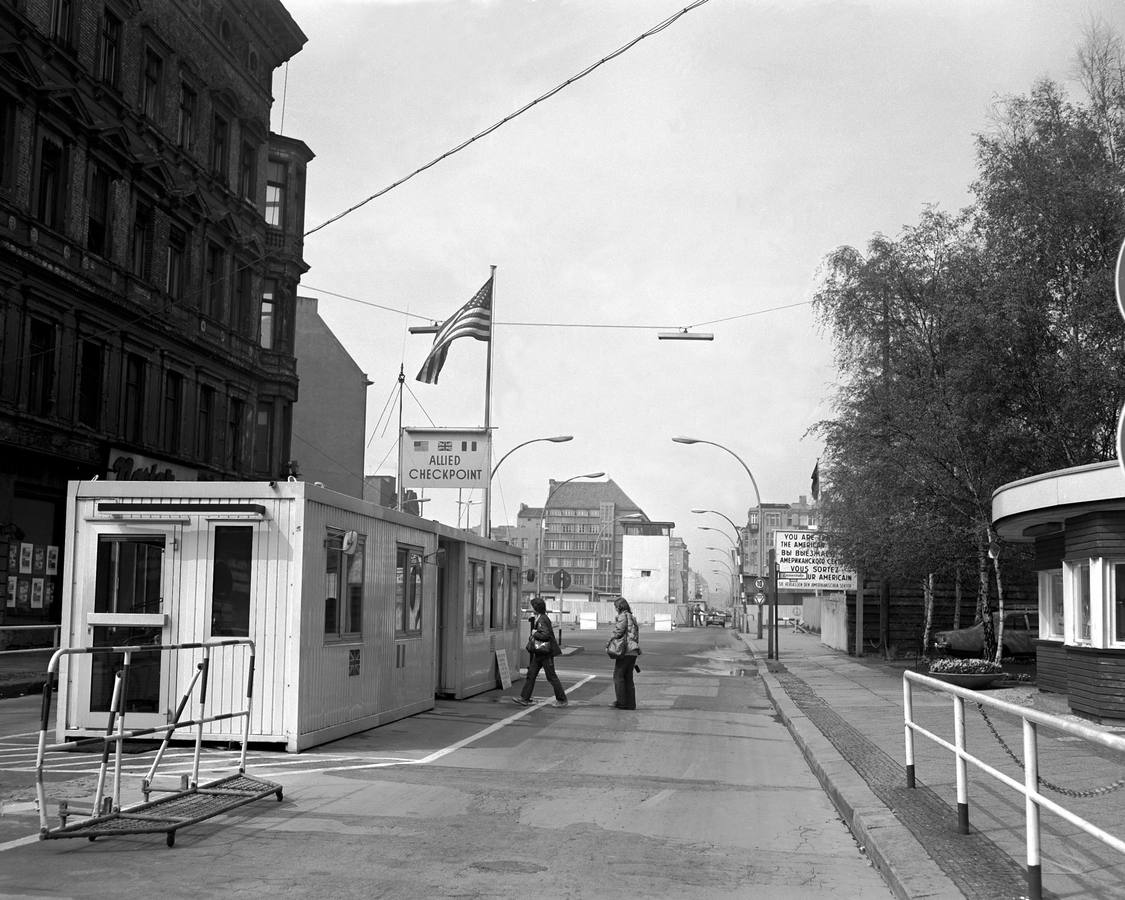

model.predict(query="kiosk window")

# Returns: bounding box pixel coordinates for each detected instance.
[489,564,504,629]
[211,526,252,636]
[395,547,423,636]
[507,566,520,626]
[325,531,364,640]
[467,560,485,631]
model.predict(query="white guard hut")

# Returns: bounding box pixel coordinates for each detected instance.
[57,480,523,751]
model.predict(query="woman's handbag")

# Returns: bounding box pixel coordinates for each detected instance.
[606,633,626,658]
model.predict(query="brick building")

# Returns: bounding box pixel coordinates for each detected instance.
[0,0,308,641]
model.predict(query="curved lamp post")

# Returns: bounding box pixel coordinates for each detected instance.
[534,471,605,593]
[699,526,737,549]
[675,436,766,642]
[485,435,573,536]
[692,508,742,539]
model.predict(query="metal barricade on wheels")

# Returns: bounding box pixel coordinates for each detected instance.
[34,638,283,848]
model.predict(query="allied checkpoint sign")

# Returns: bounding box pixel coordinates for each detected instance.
[401,428,491,490]
[774,530,857,592]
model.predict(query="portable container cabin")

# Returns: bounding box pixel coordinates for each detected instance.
[432,520,526,699]
[57,480,522,751]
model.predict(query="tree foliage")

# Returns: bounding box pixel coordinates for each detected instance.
[812,26,1125,656]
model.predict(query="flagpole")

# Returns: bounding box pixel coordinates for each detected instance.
[481,265,496,538]
[396,364,405,511]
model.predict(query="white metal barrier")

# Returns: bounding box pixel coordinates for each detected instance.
[34,638,282,847]
[903,670,1125,900]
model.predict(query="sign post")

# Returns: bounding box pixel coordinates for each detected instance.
[773,531,857,591]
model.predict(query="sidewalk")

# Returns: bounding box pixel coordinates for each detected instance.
[740,626,1125,900]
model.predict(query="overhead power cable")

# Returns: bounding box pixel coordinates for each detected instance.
[303,0,713,238]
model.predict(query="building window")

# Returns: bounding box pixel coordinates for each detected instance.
[77,340,104,429]
[166,226,186,300]
[123,353,146,443]
[489,564,504,629]
[468,560,485,631]
[141,48,163,120]
[204,242,225,320]
[210,114,228,177]
[86,161,113,256]
[231,264,250,333]
[196,385,215,462]
[265,159,285,227]
[99,10,121,88]
[239,142,256,201]
[177,83,196,150]
[162,370,182,450]
[211,526,252,637]
[50,0,74,49]
[259,279,274,349]
[35,134,67,231]
[253,401,273,474]
[227,396,244,471]
[395,547,423,636]
[131,201,154,280]
[324,531,364,640]
[27,318,56,416]
[0,94,14,191]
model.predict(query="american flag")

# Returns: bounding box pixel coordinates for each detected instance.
[415,276,493,384]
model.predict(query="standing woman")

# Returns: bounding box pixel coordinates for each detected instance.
[515,597,568,707]
[609,596,641,709]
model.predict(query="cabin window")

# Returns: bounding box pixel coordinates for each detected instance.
[489,564,504,629]
[211,526,252,637]
[395,546,423,636]
[1110,562,1125,647]
[467,559,485,631]
[324,530,364,641]
[507,566,520,626]
[1039,569,1063,640]
[1068,560,1092,645]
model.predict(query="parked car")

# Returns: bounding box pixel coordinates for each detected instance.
[705,609,731,627]
[932,609,1039,657]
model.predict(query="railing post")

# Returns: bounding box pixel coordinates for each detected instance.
[903,674,916,788]
[1023,719,1042,900]
[954,694,969,834]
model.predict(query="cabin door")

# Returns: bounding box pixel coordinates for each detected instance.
[73,524,180,732]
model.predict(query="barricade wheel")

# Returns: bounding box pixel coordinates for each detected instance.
[275,788,283,801]
[167,831,175,847]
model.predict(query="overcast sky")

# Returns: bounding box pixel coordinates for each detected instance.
[273,0,1124,597]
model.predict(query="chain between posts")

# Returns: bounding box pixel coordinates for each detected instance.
[975,703,1125,798]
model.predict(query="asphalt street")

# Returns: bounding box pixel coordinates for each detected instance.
[0,626,892,899]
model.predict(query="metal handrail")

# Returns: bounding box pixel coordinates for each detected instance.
[0,624,61,655]
[903,669,1125,900]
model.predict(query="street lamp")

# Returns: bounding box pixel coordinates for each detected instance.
[675,437,766,643]
[534,472,605,592]
[485,435,573,536]
[699,526,738,550]
[692,508,742,538]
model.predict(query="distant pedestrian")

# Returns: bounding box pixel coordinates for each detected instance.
[515,597,568,707]
[693,603,703,627]
[607,596,641,709]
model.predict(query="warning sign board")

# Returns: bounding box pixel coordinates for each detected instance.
[774,531,857,591]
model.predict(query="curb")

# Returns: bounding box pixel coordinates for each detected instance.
[743,639,964,900]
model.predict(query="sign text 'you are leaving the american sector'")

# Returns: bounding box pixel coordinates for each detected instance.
[774,530,857,591]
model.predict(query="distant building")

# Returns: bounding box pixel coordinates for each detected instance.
[291,296,370,498]
[621,520,675,604]
[743,495,820,578]
[669,536,689,603]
